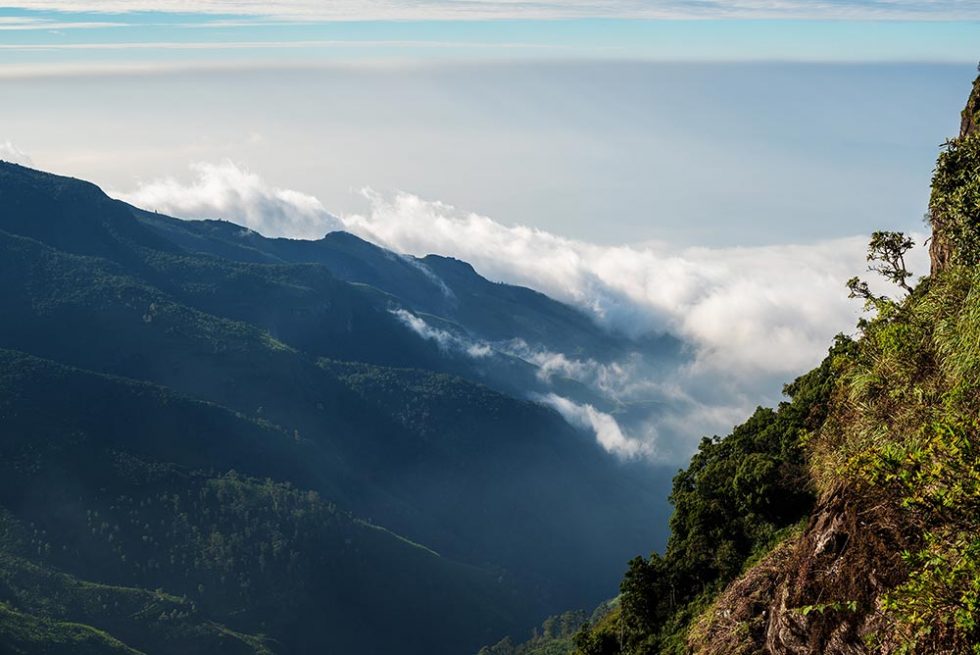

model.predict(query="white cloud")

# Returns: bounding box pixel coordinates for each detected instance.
[538,393,652,460]
[0,39,560,52]
[390,308,492,358]
[113,160,341,239]
[0,16,122,30]
[6,0,979,20]
[0,141,33,166]
[344,191,928,377]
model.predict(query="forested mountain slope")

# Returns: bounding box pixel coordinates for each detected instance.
[0,161,675,654]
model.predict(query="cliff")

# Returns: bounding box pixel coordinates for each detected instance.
[566,72,980,655]
[929,72,980,276]
[690,72,980,655]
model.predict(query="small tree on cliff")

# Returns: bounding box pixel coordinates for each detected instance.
[847,230,915,307]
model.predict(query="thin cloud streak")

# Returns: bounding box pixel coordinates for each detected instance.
[0,39,563,51]
[6,0,980,20]
[0,17,123,29]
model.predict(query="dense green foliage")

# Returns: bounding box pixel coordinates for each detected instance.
[821,262,980,652]
[478,607,614,655]
[0,350,545,654]
[930,132,980,268]
[566,337,851,655]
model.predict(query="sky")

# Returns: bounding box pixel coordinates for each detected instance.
[1,1,978,459]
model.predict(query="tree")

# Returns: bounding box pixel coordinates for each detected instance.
[866,231,915,293]
[847,231,915,307]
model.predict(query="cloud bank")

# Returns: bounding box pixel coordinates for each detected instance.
[112,161,929,460]
[346,190,928,377]
[9,0,980,20]
[115,161,341,239]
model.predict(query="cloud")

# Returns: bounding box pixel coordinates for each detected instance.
[503,340,759,461]
[345,191,928,377]
[113,163,930,461]
[113,161,341,239]
[0,16,122,30]
[538,393,652,459]
[0,141,32,166]
[0,39,560,52]
[390,309,492,358]
[341,191,928,461]
[6,0,980,20]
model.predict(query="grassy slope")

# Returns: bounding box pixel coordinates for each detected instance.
[689,73,980,654]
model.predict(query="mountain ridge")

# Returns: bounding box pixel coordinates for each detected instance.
[0,159,675,654]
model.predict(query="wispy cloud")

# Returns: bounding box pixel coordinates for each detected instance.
[344,190,929,376]
[389,308,492,358]
[0,39,561,51]
[538,393,653,459]
[0,141,32,166]
[6,0,980,20]
[0,16,123,29]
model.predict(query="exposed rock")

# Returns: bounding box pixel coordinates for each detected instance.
[689,537,795,655]
[691,487,915,655]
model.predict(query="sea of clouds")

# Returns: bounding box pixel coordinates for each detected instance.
[113,160,929,462]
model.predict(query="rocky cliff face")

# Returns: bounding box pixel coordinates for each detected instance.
[689,488,912,655]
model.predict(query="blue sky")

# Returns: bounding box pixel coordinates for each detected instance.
[0,4,979,73]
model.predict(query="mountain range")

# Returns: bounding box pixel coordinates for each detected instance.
[0,161,678,654]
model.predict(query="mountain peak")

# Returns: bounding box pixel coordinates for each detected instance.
[420,254,479,279]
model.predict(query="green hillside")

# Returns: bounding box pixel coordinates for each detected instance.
[0,157,673,653]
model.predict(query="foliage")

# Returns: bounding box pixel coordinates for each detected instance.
[477,609,599,655]
[929,132,980,267]
[808,82,980,650]
[866,231,916,293]
[846,231,916,316]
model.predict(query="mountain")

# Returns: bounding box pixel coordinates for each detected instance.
[0,161,676,654]
[548,72,980,655]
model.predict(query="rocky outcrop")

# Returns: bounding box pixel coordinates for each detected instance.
[690,487,913,655]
